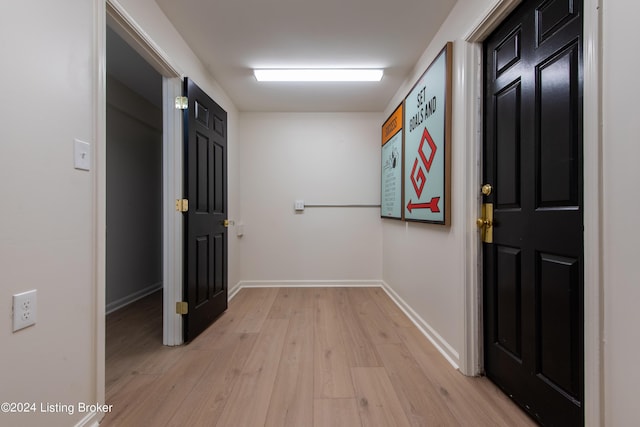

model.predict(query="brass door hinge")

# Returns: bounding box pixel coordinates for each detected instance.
[176,199,189,212]
[176,301,188,315]
[175,96,188,110]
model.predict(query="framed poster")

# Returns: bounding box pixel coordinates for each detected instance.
[403,43,452,224]
[381,103,403,219]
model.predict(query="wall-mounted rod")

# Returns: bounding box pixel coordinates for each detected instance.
[304,204,381,208]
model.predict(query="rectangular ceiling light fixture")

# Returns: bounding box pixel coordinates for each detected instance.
[254,69,383,82]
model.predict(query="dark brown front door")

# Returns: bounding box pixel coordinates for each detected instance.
[183,78,228,342]
[483,0,583,425]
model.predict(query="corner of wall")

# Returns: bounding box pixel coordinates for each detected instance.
[380,281,460,369]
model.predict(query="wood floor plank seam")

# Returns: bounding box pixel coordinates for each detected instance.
[264,295,315,427]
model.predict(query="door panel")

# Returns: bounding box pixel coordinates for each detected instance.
[496,245,522,360]
[184,78,228,342]
[495,81,522,208]
[195,236,210,306]
[537,43,580,208]
[537,252,580,398]
[537,0,578,44]
[196,133,210,213]
[483,0,583,425]
[495,28,521,75]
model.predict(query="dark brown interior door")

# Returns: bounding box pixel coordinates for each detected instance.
[483,0,583,425]
[183,77,228,342]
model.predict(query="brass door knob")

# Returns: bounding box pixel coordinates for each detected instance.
[481,184,492,196]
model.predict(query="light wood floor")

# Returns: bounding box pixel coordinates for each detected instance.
[102,287,536,426]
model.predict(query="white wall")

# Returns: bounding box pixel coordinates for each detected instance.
[382,0,496,365]
[0,1,97,426]
[602,1,640,425]
[106,76,163,311]
[238,113,383,285]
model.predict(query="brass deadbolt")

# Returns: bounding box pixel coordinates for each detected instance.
[476,218,492,228]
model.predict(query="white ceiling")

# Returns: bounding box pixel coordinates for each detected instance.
[155,0,457,112]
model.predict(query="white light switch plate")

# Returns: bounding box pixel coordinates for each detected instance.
[74,139,91,171]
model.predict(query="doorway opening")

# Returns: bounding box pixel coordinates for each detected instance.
[106,25,163,318]
[105,24,164,391]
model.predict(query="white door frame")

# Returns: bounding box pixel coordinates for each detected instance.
[104,0,185,347]
[105,0,184,347]
[459,0,603,426]
[160,74,185,347]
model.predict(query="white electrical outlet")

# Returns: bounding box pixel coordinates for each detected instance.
[13,290,37,332]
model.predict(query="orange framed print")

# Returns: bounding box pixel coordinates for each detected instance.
[381,103,403,219]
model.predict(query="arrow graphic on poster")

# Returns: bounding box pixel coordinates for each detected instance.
[406,197,440,213]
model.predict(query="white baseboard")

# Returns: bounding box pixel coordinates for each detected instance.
[231,280,384,300]
[230,279,460,370]
[105,282,162,314]
[75,411,100,427]
[228,281,243,301]
[380,281,460,369]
